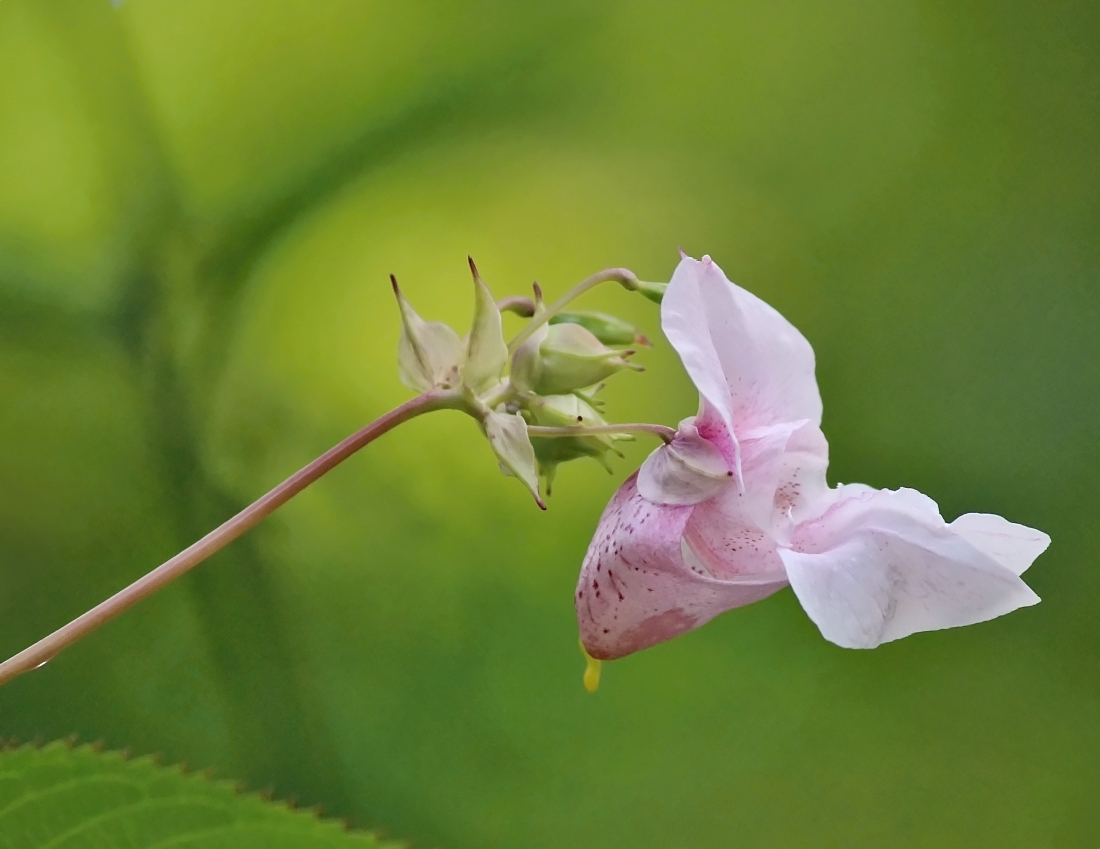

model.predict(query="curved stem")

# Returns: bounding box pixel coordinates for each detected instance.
[496,295,536,317]
[527,422,676,443]
[0,389,462,688]
[507,268,639,353]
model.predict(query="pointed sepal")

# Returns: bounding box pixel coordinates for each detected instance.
[637,419,732,505]
[484,410,546,509]
[463,257,509,393]
[392,275,464,391]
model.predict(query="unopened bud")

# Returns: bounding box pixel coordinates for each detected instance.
[530,323,642,396]
[525,394,627,492]
[549,311,649,347]
[509,322,547,394]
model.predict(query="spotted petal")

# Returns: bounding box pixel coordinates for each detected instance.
[576,473,788,660]
[679,419,828,582]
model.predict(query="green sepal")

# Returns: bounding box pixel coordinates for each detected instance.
[392,275,464,391]
[463,257,509,393]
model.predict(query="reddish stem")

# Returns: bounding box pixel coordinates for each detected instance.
[0,390,460,687]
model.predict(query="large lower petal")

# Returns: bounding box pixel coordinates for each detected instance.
[780,487,1042,649]
[663,255,822,432]
[948,513,1050,576]
[576,474,788,660]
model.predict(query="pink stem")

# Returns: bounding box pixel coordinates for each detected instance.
[0,389,460,687]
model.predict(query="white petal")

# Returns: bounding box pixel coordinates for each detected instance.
[780,487,1041,649]
[664,255,822,431]
[637,421,732,506]
[949,513,1050,576]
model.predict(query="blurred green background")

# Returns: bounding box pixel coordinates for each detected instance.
[1,1,1097,846]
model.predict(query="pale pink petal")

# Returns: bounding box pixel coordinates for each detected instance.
[668,255,822,432]
[637,420,733,506]
[661,259,736,431]
[681,500,786,580]
[680,420,829,577]
[738,420,829,533]
[780,487,1041,649]
[949,513,1050,576]
[576,474,788,660]
[762,421,831,530]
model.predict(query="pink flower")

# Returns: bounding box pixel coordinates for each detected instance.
[576,255,1048,659]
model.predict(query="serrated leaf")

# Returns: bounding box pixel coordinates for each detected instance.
[0,742,401,849]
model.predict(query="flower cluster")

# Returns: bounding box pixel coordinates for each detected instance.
[575,255,1049,658]
[391,260,657,506]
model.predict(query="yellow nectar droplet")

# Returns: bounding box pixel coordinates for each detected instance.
[579,638,602,693]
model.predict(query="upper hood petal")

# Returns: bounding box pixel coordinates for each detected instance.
[663,255,822,433]
[779,486,1041,649]
[576,473,788,660]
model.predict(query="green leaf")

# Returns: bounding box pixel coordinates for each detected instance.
[0,741,400,848]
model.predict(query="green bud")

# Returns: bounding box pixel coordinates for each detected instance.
[634,280,668,305]
[391,275,464,391]
[549,311,649,347]
[524,394,628,493]
[531,323,642,396]
[509,321,547,394]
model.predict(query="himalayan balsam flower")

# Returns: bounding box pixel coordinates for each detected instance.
[576,255,1049,659]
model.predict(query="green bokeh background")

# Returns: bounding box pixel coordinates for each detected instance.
[1,1,1097,846]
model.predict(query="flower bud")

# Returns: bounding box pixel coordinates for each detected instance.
[549,311,649,347]
[508,321,547,394]
[530,323,642,396]
[524,394,628,492]
[391,276,464,391]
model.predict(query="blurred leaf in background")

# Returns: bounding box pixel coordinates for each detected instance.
[0,742,395,847]
[0,1,1097,847]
